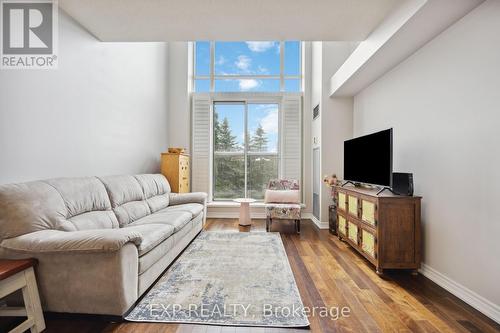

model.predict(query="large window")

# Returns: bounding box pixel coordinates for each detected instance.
[194,41,302,93]
[193,41,302,201]
[213,102,279,200]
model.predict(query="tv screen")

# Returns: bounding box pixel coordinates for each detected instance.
[344,128,393,187]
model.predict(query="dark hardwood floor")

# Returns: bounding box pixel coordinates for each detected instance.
[4,219,500,333]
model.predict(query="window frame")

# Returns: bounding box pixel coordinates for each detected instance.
[194,41,302,92]
[212,96,282,201]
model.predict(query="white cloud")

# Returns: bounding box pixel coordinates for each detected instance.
[257,65,269,74]
[238,79,260,91]
[260,108,279,134]
[246,41,276,52]
[235,55,251,71]
[216,56,226,65]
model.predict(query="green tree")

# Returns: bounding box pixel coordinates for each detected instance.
[213,116,277,199]
[213,111,221,151]
[248,125,276,199]
[249,124,268,151]
[217,117,239,151]
[213,113,244,198]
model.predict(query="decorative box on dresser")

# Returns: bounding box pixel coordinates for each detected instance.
[161,153,190,193]
[333,185,422,275]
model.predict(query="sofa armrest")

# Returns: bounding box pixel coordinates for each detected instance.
[169,192,207,206]
[0,229,143,254]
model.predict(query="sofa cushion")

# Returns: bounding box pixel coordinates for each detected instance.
[173,216,198,243]
[0,228,143,253]
[0,181,66,241]
[265,203,301,220]
[137,231,175,274]
[99,175,151,227]
[129,211,191,232]
[124,224,174,255]
[162,203,204,219]
[44,177,119,230]
[137,219,197,274]
[169,192,207,206]
[264,189,300,204]
[134,174,171,213]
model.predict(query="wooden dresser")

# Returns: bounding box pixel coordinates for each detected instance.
[161,153,190,193]
[333,185,422,275]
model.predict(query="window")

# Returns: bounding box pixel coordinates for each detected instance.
[192,41,302,201]
[213,102,279,200]
[194,41,302,92]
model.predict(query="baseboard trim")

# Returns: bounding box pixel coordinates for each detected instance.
[419,263,500,324]
[207,212,267,219]
[207,211,329,229]
[303,213,329,230]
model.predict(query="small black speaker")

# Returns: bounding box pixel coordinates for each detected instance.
[392,173,414,196]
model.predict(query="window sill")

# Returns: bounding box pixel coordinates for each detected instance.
[207,201,305,208]
[208,201,265,208]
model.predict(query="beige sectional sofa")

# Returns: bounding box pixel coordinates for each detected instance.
[0,174,207,316]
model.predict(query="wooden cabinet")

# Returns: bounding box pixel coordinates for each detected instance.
[334,185,422,275]
[161,153,190,193]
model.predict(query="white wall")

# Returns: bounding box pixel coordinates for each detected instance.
[311,42,322,150]
[354,0,500,312]
[0,12,169,184]
[167,42,192,151]
[311,42,357,223]
[301,42,313,214]
[320,97,352,223]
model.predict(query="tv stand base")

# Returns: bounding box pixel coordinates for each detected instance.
[376,186,398,195]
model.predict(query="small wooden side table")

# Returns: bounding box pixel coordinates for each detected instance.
[233,198,256,226]
[0,259,45,333]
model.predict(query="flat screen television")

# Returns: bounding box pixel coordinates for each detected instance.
[344,128,393,187]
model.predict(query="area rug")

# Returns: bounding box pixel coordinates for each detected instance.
[126,231,310,327]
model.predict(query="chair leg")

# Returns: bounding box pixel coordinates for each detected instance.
[268,218,272,232]
[22,267,46,333]
[266,217,269,231]
[295,219,301,234]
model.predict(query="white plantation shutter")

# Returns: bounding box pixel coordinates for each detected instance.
[281,95,302,184]
[191,93,212,197]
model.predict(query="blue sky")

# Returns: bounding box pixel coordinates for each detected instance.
[203,42,300,152]
[195,41,301,92]
[214,103,279,153]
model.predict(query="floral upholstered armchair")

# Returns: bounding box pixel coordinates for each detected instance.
[264,179,301,233]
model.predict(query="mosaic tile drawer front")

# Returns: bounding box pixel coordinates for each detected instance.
[338,192,346,211]
[361,229,376,259]
[338,214,347,237]
[348,221,358,244]
[361,200,376,226]
[348,195,358,217]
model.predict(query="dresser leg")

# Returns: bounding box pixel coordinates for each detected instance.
[376,268,384,276]
[411,269,419,276]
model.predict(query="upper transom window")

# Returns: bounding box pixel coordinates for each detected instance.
[194,41,302,93]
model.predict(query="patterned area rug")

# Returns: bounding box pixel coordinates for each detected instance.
[126,231,310,327]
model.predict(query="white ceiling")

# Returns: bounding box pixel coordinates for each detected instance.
[58,0,400,42]
[330,0,484,96]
